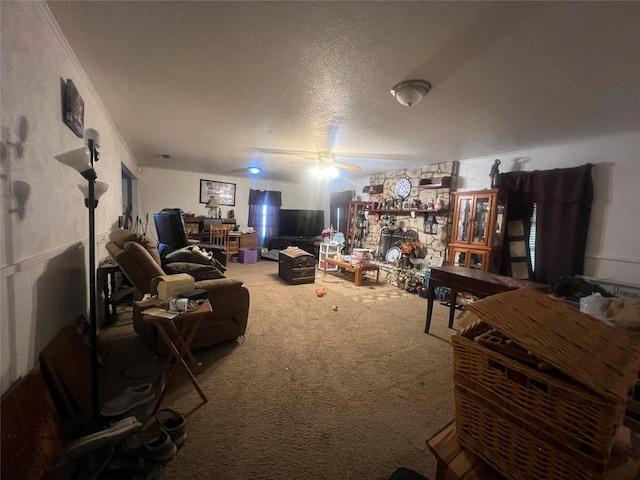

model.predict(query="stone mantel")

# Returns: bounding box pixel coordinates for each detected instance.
[363,161,459,264]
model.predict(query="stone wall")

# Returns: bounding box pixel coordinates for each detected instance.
[363,161,458,263]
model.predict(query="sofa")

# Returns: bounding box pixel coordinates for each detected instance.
[106,229,249,352]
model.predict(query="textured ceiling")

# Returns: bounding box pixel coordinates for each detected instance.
[47,1,640,182]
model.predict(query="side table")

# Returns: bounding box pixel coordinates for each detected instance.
[97,263,132,325]
[143,300,211,413]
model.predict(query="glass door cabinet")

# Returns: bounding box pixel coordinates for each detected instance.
[448,189,506,272]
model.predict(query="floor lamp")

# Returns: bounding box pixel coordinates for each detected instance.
[55,128,108,420]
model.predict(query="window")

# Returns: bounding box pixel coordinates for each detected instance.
[247,190,282,248]
[529,203,537,273]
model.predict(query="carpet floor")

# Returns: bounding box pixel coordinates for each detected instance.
[99,260,460,480]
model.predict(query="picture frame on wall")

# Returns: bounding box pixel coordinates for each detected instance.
[63,79,84,138]
[199,179,236,206]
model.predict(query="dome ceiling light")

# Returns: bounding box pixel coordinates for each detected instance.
[390,79,432,107]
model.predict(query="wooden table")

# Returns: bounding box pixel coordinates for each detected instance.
[425,266,548,334]
[143,300,211,413]
[323,258,380,286]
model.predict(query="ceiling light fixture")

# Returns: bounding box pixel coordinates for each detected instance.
[247,166,261,175]
[390,79,431,107]
[312,165,339,180]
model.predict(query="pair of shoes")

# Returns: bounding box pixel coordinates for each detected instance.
[105,444,161,480]
[123,423,177,463]
[156,408,187,446]
[101,384,155,416]
[66,416,143,461]
[71,443,113,480]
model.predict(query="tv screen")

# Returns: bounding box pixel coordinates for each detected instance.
[279,209,324,238]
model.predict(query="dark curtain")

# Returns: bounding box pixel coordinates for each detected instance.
[499,163,593,285]
[330,191,354,234]
[248,189,282,248]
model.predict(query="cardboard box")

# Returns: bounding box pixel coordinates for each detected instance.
[151,273,195,300]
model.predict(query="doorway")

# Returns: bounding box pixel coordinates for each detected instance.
[121,164,138,230]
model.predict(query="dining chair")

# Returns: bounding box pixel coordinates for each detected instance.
[209,224,231,260]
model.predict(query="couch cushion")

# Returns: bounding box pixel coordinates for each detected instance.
[122,241,165,284]
[164,262,226,281]
[111,229,161,265]
[165,246,227,272]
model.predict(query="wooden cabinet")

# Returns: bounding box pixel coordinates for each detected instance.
[448,189,506,272]
[185,216,204,236]
[228,232,259,259]
[239,232,259,250]
[346,201,371,254]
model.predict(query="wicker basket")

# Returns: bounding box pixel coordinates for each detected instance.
[452,288,640,480]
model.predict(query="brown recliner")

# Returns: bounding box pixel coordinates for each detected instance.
[105,229,249,353]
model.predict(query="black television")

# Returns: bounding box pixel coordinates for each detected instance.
[278,209,324,238]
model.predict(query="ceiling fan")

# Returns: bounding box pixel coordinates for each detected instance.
[255,148,360,171]
[256,147,409,172]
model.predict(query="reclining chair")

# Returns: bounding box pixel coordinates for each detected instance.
[106,229,249,353]
[154,208,227,266]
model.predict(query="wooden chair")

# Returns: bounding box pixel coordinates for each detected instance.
[209,224,232,261]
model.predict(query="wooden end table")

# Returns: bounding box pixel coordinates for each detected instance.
[143,300,211,413]
[323,258,380,286]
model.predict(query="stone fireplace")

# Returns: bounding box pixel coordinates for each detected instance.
[363,161,458,265]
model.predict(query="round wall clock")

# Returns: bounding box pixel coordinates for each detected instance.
[393,178,411,198]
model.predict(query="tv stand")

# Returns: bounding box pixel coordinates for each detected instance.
[270,236,319,257]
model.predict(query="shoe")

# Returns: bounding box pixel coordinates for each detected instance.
[100,384,155,417]
[71,443,113,480]
[123,424,177,462]
[156,408,187,446]
[66,416,143,461]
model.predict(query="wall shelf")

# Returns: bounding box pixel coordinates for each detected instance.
[369,208,449,215]
[362,185,384,194]
[418,177,451,189]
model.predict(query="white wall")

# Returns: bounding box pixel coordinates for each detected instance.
[455,131,640,285]
[138,167,331,241]
[0,2,139,393]
[141,132,640,285]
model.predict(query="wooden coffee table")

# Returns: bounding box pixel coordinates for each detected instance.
[323,258,379,286]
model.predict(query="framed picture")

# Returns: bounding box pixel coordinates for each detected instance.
[63,79,84,138]
[199,179,236,206]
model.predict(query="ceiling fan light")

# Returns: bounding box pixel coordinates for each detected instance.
[326,166,339,179]
[391,79,431,107]
[248,166,261,174]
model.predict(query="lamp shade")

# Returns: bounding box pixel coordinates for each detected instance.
[390,79,432,107]
[248,166,261,175]
[55,146,96,180]
[206,197,219,208]
[84,128,100,148]
[78,181,110,200]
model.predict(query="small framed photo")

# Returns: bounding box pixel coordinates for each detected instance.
[64,79,84,138]
[199,179,236,206]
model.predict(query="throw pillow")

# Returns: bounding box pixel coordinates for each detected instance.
[164,262,226,281]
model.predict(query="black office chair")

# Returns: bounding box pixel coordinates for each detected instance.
[153,208,227,266]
